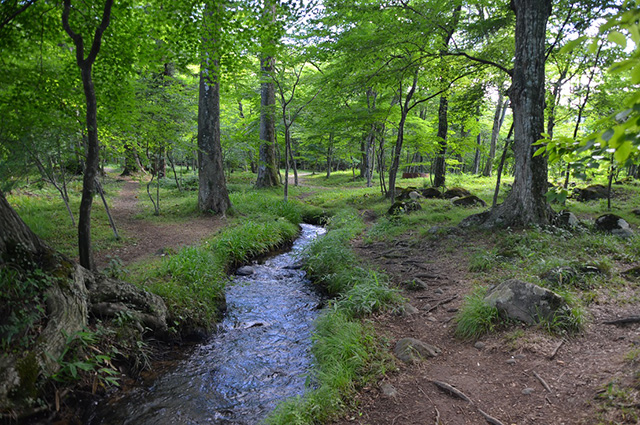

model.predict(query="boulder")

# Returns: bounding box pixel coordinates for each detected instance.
[394,337,441,363]
[388,200,422,215]
[402,172,428,179]
[421,187,443,199]
[594,214,633,238]
[554,211,581,228]
[395,187,418,200]
[443,187,472,199]
[452,195,486,207]
[574,184,608,202]
[408,191,424,200]
[632,209,640,216]
[484,279,568,325]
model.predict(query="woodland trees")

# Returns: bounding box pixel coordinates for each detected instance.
[0,0,637,257]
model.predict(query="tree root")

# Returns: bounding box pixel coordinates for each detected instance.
[533,371,552,393]
[603,316,640,326]
[432,380,505,425]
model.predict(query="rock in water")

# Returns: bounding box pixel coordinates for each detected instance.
[236,265,255,276]
[484,279,568,325]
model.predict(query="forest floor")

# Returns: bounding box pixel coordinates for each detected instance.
[94,173,226,270]
[96,173,640,425]
[333,230,640,425]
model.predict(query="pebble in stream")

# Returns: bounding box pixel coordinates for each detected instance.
[87,224,326,425]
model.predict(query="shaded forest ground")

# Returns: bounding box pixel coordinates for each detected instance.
[94,171,640,425]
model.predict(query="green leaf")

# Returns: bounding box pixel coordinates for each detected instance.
[558,36,587,54]
[607,31,627,48]
[533,146,546,157]
[614,141,633,163]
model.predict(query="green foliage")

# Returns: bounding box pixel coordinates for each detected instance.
[455,287,501,340]
[49,329,120,389]
[266,312,391,425]
[0,266,55,352]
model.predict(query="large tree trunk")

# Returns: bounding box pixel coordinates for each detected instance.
[255,1,279,188]
[198,65,231,213]
[197,4,231,215]
[464,0,553,228]
[63,0,113,272]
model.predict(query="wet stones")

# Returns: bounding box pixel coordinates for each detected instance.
[394,338,441,363]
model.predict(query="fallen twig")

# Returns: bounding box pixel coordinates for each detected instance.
[533,371,552,393]
[603,316,640,326]
[549,339,565,359]
[417,273,441,279]
[426,295,458,313]
[432,380,472,403]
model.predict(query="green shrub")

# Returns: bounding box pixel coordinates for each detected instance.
[455,287,501,340]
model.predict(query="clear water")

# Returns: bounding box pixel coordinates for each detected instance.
[88,224,326,425]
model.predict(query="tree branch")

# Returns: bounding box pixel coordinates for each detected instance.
[0,0,38,33]
[446,51,512,76]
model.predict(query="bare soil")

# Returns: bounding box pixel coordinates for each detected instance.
[94,175,225,270]
[333,229,640,425]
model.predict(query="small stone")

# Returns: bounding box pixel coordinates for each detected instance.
[515,354,526,359]
[474,342,486,349]
[427,316,437,322]
[381,382,399,398]
[403,303,420,316]
[394,337,441,363]
[506,359,517,365]
[522,388,535,395]
[405,278,428,291]
[434,288,445,295]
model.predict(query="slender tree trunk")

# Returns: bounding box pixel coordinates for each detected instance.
[197,9,231,215]
[432,95,449,187]
[62,0,113,271]
[326,133,334,178]
[467,0,553,227]
[483,93,508,177]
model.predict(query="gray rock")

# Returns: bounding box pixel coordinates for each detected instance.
[381,382,399,398]
[394,337,441,363]
[484,279,568,325]
[402,303,420,316]
[474,341,486,349]
[595,214,633,238]
[434,288,445,295]
[540,266,578,285]
[555,211,581,228]
[404,278,428,291]
[506,358,517,365]
[574,184,608,202]
[237,266,255,276]
[409,191,424,200]
[522,388,535,395]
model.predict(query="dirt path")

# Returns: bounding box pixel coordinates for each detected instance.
[95,176,225,269]
[333,231,640,425]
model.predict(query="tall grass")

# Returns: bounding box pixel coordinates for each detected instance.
[266,210,400,424]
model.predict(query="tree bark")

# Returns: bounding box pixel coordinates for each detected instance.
[432,95,449,187]
[197,5,231,214]
[465,0,553,228]
[483,92,508,177]
[255,1,280,188]
[62,0,113,271]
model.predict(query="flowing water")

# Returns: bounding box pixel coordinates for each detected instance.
[88,224,326,425]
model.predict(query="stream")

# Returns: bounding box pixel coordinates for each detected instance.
[88,224,326,425]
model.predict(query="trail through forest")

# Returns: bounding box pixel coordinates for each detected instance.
[95,174,226,269]
[332,229,640,425]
